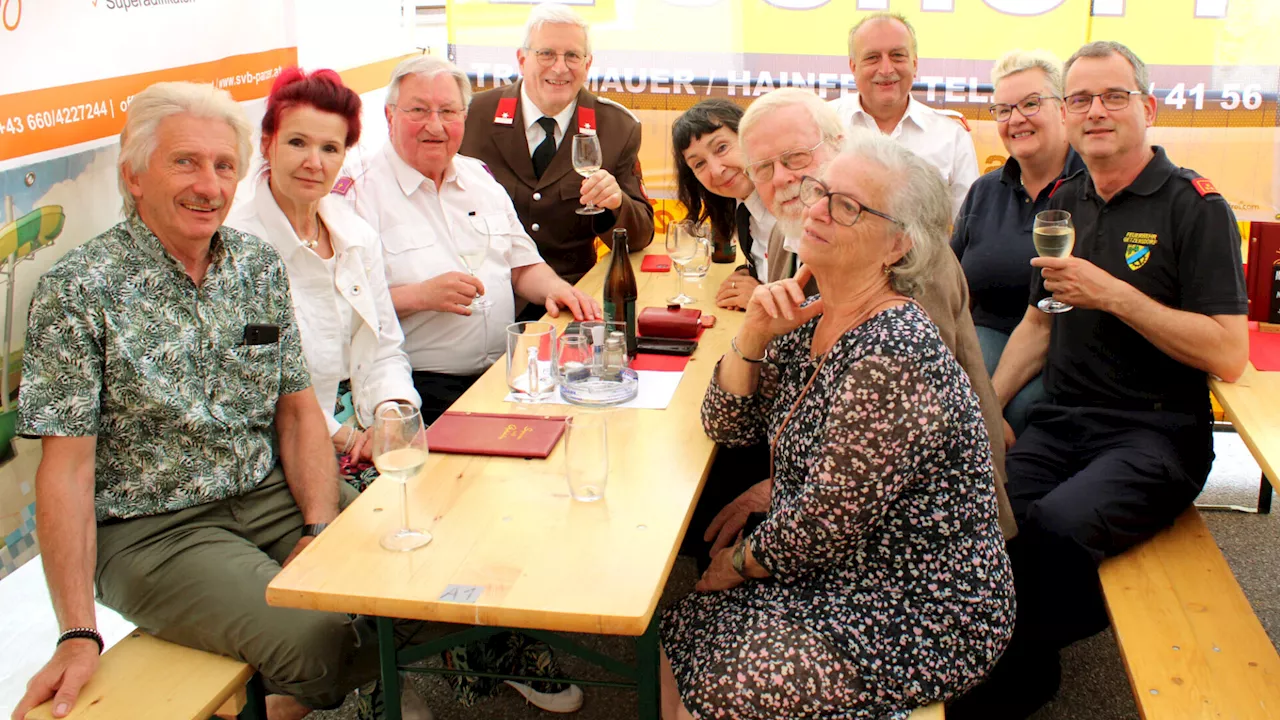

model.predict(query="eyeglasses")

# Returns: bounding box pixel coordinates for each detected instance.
[988,94,1060,122]
[390,105,467,124]
[798,176,902,228]
[1063,90,1143,114]
[745,140,827,184]
[524,48,587,68]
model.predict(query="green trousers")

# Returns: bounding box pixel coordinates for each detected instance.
[95,468,445,709]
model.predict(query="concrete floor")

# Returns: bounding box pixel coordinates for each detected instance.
[312,431,1280,720]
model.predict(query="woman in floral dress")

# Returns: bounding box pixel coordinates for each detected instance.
[660,133,1015,719]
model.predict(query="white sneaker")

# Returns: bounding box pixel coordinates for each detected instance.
[401,681,434,720]
[505,680,584,713]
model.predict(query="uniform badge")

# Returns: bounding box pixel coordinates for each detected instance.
[1192,177,1220,197]
[1123,231,1158,271]
[577,107,597,135]
[494,97,517,126]
[331,176,354,196]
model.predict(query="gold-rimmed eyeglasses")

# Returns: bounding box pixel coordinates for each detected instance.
[745,140,827,184]
[524,47,587,68]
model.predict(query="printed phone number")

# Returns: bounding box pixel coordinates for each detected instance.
[0,100,114,136]
[1159,83,1266,111]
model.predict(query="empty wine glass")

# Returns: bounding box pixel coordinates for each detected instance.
[372,402,431,552]
[1033,209,1075,314]
[665,220,701,305]
[462,214,493,312]
[572,134,606,216]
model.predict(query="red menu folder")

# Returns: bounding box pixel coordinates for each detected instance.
[426,412,566,458]
[1246,222,1280,322]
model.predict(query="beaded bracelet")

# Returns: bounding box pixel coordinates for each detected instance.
[57,627,104,655]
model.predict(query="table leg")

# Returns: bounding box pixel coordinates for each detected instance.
[1259,473,1273,515]
[636,612,661,720]
[376,617,402,720]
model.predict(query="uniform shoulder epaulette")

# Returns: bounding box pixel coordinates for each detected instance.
[934,107,971,132]
[330,176,354,196]
[1179,169,1222,199]
[596,96,640,124]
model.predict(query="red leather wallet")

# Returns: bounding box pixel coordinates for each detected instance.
[638,306,702,339]
[426,412,566,458]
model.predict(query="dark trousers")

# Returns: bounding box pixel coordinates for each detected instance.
[679,442,771,572]
[949,403,1210,719]
[413,369,486,425]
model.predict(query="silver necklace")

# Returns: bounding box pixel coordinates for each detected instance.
[300,221,322,250]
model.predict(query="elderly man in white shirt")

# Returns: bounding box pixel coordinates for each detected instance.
[352,55,600,424]
[827,11,978,214]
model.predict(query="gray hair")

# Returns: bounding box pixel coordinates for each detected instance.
[832,131,947,298]
[1064,41,1149,95]
[117,82,252,216]
[523,3,592,55]
[739,89,843,162]
[386,55,473,109]
[992,49,1064,98]
[847,12,918,60]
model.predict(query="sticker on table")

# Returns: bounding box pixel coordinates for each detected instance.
[439,584,485,603]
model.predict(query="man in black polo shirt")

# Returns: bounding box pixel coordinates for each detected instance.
[950,41,1248,719]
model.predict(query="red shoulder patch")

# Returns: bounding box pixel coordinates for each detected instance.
[1192,177,1219,197]
[330,176,354,196]
[494,97,517,125]
[945,113,971,132]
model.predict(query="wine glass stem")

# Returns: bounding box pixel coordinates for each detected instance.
[675,265,684,298]
[400,482,411,532]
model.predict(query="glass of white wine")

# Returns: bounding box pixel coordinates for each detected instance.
[1034,209,1075,314]
[572,133,606,216]
[665,220,701,305]
[461,214,493,312]
[373,402,432,552]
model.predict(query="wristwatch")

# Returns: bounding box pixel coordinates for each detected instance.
[301,523,329,537]
[731,538,750,578]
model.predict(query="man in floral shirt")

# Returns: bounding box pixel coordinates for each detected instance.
[12,82,433,720]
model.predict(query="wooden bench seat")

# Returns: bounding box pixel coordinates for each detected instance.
[24,630,261,720]
[1099,507,1280,719]
[910,703,944,718]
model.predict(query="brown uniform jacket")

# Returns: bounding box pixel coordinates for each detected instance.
[461,81,655,284]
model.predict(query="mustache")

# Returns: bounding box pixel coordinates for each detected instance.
[872,74,901,83]
[178,196,224,210]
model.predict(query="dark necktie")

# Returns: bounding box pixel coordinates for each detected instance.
[531,117,558,179]
[735,202,759,280]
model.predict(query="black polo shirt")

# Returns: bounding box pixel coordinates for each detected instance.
[1033,146,1247,413]
[952,148,1087,334]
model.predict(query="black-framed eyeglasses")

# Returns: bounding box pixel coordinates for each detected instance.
[988,94,1060,122]
[1063,90,1143,114]
[390,104,467,124]
[524,47,587,68]
[745,140,826,184]
[798,176,902,228]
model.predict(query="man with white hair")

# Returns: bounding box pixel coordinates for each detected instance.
[829,12,978,214]
[12,82,437,720]
[461,2,653,295]
[715,88,1017,542]
[352,54,599,426]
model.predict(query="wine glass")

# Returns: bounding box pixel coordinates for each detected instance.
[572,134,606,216]
[1033,209,1075,314]
[372,402,432,552]
[461,214,493,312]
[665,220,701,305]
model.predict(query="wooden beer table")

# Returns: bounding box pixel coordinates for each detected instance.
[1209,362,1280,513]
[266,249,743,719]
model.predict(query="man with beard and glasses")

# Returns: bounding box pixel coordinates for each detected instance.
[828,12,978,215]
[687,89,1016,577]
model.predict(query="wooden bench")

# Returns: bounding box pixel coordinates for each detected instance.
[24,630,264,720]
[1099,507,1280,718]
[911,703,944,718]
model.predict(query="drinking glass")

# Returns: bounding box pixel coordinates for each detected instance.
[565,413,608,501]
[555,332,593,386]
[572,134,606,216]
[462,214,493,312]
[1033,209,1075,314]
[680,230,712,279]
[506,321,557,402]
[665,221,702,305]
[372,402,432,552]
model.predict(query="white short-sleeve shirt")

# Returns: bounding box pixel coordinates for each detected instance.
[352,144,545,375]
[828,93,979,216]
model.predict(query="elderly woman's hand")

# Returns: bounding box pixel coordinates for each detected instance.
[740,265,824,347]
[695,547,747,593]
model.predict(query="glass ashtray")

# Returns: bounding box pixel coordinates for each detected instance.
[558,367,640,407]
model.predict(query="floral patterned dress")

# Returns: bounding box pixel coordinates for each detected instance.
[661,303,1015,719]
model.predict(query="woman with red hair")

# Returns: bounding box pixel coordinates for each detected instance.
[228,67,419,475]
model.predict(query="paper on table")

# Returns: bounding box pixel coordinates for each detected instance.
[504,370,686,410]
